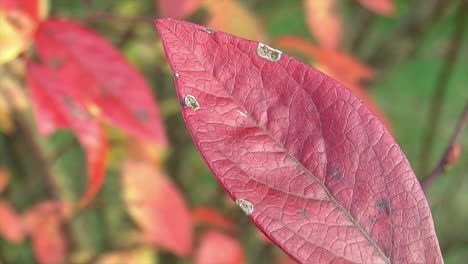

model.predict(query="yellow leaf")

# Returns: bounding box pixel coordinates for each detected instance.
[0,9,34,64]
[204,0,266,42]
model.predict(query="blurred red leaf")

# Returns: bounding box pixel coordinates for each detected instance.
[156,0,202,19]
[357,0,395,16]
[34,19,167,147]
[156,19,442,263]
[122,160,192,257]
[195,229,244,264]
[304,0,342,49]
[0,0,41,21]
[23,201,71,264]
[0,168,9,193]
[27,62,108,208]
[192,207,236,231]
[0,200,25,243]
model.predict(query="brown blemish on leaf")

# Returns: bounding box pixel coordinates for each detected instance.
[257,43,282,62]
[183,95,200,111]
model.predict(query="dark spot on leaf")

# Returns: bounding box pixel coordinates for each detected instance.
[48,57,64,69]
[136,109,149,121]
[390,209,397,216]
[368,216,379,224]
[298,207,310,220]
[63,96,85,117]
[377,199,392,216]
[328,166,344,182]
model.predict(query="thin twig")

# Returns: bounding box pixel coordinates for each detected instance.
[366,0,455,70]
[421,101,468,190]
[348,8,375,54]
[418,2,468,175]
[78,12,155,25]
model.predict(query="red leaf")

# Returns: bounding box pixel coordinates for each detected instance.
[122,160,192,257]
[156,0,202,19]
[0,0,41,21]
[304,0,342,49]
[27,62,108,208]
[195,229,244,264]
[156,19,442,263]
[357,0,395,16]
[23,201,71,264]
[0,200,25,243]
[34,19,167,147]
[192,207,236,231]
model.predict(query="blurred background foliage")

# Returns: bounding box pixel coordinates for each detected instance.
[0,0,467,263]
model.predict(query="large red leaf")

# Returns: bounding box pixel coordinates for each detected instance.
[122,160,192,257]
[27,62,108,208]
[155,0,202,19]
[34,19,167,147]
[156,19,442,263]
[195,229,244,264]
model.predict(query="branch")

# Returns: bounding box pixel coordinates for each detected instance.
[78,12,155,25]
[366,0,456,70]
[418,1,468,174]
[421,101,468,190]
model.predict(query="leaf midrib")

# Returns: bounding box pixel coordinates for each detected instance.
[161,21,391,264]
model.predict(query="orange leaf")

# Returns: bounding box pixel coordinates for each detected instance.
[274,36,375,82]
[0,200,25,243]
[446,144,461,168]
[204,0,266,42]
[122,160,192,257]
[304,0,342,49]
[192,207,236,231]
[156,0,203,19]
[195,229,244,264]
[77,124,108,209]
[357,0,395,16]
[23,201,71,264]
[0,167,9,193]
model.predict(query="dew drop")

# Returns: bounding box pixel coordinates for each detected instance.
[183,95,200,111]
[237,110,248,118]
[202,28,214,34]
[257,43,282,62]
[236,199,254,216]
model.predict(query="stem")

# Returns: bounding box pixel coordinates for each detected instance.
[421,101,468,190]
[348,9,375,54]
[418,2,468,175]
[7,107,60,200]
[78,12,154,25]
[366,0,455,70]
